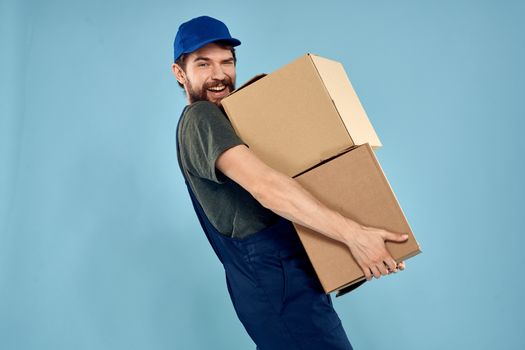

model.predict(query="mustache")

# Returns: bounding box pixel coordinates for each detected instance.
[205,78,233,89]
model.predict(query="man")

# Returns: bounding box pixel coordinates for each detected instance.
[172,16,407,350]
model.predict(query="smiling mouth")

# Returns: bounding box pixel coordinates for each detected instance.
[207,84,227,93]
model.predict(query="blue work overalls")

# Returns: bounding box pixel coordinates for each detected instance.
[176,110,353,350]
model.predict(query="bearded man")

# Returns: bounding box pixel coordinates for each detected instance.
[172,15,407,350]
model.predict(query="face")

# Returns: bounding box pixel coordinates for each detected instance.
[173,43,236,106]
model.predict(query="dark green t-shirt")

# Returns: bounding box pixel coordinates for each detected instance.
[178,101,279,239]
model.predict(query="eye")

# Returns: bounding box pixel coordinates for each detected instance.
[198,62,209,68]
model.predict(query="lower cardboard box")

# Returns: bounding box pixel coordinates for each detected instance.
[293,143,421,296]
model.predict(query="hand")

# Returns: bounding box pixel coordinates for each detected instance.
[344,222,409,281]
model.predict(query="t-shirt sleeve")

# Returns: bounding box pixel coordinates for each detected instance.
[180,101,244,183]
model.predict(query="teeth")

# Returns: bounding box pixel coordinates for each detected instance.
[208,85,225,92]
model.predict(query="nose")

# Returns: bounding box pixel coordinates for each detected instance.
[210,63,226,80]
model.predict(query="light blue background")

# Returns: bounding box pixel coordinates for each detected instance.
[1,0,524,349]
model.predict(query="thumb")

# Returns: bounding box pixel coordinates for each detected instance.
[383,231,409,242]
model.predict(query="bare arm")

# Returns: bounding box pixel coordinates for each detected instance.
[216,145,408,280]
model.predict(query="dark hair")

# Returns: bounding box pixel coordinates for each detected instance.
[174,42,237,89]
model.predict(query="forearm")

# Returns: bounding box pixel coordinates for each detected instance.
[216,145,360,245]
[253,170,359,245]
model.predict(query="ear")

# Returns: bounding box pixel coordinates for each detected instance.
[172,63,186,85]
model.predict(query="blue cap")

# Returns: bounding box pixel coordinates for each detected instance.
[174,16,241,62]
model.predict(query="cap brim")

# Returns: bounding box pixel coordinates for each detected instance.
[183,36,241,56]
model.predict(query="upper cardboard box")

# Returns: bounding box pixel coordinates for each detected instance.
[221,54,382,177]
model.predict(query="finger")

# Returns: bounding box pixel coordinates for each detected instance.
[398,261,406,270]
[383,231,409,242]
[384,259,398,273]
[377,262,390,276]
[370,265,382,279]
[359,263,373,281]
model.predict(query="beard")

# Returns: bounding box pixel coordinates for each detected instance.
[187,77,235,106]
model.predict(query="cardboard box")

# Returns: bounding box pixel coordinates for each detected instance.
[222,54,382,177]
[293,144,421,295]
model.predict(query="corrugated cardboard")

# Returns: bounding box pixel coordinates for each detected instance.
[293,144,421,295]
[221,54,381,177]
